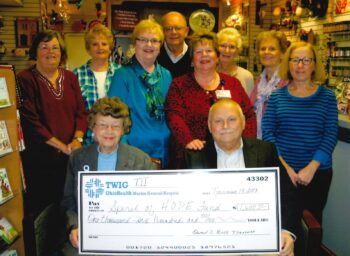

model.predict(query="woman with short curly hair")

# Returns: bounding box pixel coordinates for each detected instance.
[217,27,254,95]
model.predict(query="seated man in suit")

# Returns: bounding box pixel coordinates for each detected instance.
[185,98,299,256]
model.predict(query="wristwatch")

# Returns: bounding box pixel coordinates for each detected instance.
[74,137,83,143]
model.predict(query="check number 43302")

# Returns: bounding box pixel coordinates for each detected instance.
[247,176,269,181]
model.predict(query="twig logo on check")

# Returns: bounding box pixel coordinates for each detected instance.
[84,178,104,198]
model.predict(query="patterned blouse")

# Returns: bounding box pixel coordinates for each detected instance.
[250,68,288,139]
[73,60,120,144]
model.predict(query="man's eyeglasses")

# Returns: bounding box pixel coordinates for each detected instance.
[136,37,161,45]
[289,57,314,65]
[163,26,184,32]
[38,45,61,52]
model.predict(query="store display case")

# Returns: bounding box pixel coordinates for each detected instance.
[325,21,350,143]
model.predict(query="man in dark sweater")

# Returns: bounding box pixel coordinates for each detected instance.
[158,11,192,78]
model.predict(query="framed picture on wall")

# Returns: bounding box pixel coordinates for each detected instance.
[15,18,39,48]
[335,0,350,14]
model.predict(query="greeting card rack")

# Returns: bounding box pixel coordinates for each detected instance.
[0,65,24,255]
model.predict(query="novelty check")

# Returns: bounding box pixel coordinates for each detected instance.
[79,168,281,255]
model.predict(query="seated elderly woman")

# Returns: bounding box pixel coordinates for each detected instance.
[61,96,155,255]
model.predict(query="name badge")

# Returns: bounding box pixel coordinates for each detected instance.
[215,90,231,99]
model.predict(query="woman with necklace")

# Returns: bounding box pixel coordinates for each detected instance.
[165,32,256,169]
[17,30,87,218]
[250,30,289,139]
[217,27,254,96]
[262,42,338,229]
[73,24,120,145]
[108,19,172,168]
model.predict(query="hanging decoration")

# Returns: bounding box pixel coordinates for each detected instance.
[68,0,84,9]
[0,41,6,55]
[47,0,70,28]
[223,0,247,34]
[96,2,102,18]
[49,10,59,25]
[57,0,69,23]
[0,16,4,33]
[255,0,267,27]
[75,0,83,9]
[41,2,49,29]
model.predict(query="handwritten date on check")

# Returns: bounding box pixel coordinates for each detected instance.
[79,168,281,255]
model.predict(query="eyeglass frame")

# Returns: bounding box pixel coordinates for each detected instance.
[163,26,185,32]
[94,122,123,131]
[135,37,162,45]
[37,44,61,52]
[219,44,237,50]
[289,57,314,65]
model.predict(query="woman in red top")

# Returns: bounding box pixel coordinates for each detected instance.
[165,32,256,169]
[17,30,87,217]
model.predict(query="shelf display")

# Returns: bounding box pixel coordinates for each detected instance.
[0,218,18,250]
[326,25,350,108]
[0,168,13,205]
[325,23,350,142]
[0,121,12,158]
[0,65,24,255]
[326,31,350,85]
[0,78,10,109]
[0,250,17,256]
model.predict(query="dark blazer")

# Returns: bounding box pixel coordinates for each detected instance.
[61,143,156,229]
[185,137,300,236]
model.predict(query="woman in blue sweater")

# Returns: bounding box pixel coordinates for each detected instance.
[108,19,172,167]
[262,42,338,224]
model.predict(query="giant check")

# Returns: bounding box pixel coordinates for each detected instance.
[79,168,281,255]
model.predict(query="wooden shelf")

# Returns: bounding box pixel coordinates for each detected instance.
[0,65,25,255]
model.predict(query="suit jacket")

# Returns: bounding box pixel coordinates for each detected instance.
[185,137,300,236]
[61,143,156,229]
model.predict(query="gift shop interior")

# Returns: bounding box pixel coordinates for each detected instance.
[0,0,350,255]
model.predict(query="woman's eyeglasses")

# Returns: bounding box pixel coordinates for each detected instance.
[219,44,237,50]
[289,57,314,65]
[38,45,61,52]
[136,37,161,45]
[94,123,122,131]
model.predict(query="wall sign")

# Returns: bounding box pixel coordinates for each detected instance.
[113,9,139,31]
[15,18,39,48]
